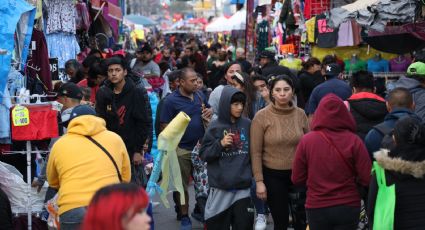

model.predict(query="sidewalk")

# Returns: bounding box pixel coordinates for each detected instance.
[152,183,276,229]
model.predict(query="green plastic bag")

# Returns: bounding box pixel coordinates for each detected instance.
[373,162,396,230]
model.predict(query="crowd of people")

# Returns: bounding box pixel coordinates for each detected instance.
[3,34,425,230]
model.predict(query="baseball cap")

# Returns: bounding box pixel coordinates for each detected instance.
[69,105,96,121]
[136,44,153,54]
[58,83,83,100]
[324,63,342,77]
[259,50,276,60]
[407,62,425,76]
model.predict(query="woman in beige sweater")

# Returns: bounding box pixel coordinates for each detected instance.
[251,75,309,230]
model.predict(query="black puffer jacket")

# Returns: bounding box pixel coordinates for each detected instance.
[369,149,425,230]
[347,92,387,140]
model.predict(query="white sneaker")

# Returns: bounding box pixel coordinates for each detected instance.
[255,214,267,230]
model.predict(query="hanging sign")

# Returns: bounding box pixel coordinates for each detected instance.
[49,58,59,80]
[12,106,30,126]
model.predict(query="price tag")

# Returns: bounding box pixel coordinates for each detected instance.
[12,106,30,126]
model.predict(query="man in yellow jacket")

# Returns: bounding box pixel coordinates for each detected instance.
[47,105,131,230]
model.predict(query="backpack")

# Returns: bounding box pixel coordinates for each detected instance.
[373,123,395,151]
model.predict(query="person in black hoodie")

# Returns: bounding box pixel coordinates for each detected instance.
[368,116,425,229]
[298,57,324,109]
[200,86,254,229]
[95,56,152,168]
[347,70,388,140]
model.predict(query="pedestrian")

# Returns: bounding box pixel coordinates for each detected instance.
[306,63,352,116]
[131,45,161,78]
[208,61,242,120]
[251,75,309,230]
[347,70,387,140]
[368,116,425,229]
[394,62,425,120]
[96,56,152,175]
[235,47,252,73]
[292,94,372,230]
[252,75,270,104]
[298,57,323,109]
[82,183,151,230]
[365,87,421,158]
[231,71,266,119]
[47,105,131,229]
[200,86,254,229]
[160,68,212,229]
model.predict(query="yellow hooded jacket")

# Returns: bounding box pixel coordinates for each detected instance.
[47,115,131,215]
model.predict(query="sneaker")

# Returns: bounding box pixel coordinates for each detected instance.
[180,216,192,230]
[255,214,267,230]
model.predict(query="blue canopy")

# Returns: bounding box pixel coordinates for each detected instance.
[124,14,158,26]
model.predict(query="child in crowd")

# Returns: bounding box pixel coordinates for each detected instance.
[200,86,254,229]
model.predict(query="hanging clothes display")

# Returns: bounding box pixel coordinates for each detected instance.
[337,21,354,47]
[315,14,339,48]
[257,20,270,52]
[0,87,12,144]
[27,29,52,91]
[45,0,76,34]
[390,56,412,72]
[367,58,390,72]
[0,0,36,104]
[11,104,59,141]
[46,33,81,69]
[76,1,90,31]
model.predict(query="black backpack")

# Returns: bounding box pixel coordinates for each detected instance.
[373,123,395,151]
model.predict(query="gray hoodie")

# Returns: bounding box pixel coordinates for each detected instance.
[200,86,252,190]
[395,77,425,121]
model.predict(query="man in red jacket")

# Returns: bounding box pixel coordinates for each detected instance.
[292,93,371,230]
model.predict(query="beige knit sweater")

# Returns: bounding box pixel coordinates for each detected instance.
[250,103,309,182]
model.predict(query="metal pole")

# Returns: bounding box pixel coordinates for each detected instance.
[26,140,32,230]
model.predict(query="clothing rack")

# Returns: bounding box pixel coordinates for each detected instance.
[2,94,56,230]
[2,142,49,230]
[342,72,404,79]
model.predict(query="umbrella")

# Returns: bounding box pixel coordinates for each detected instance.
[124,14,158,26]
[228,9,246,31]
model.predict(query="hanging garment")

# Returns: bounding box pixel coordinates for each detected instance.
[257,20,269,52]
[11,104,59,141]
[367,59,390,72]
[76,1,90,31]
[46,33,81,69]
[305,17,316,43]
[304,0,330,20]
[0,87,12,140]
[7,68,25,97]
[390,57,412,72]
[0,0,36,104]
[344,59,367,72]
[315,14,339,48]
[27,29,52,91]
[45,0,76,34]
[337,21,354,47]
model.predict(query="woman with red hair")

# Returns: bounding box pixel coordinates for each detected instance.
[82,183,151,230]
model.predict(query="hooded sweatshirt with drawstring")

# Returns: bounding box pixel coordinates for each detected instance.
[199,86,253,221]
[47,115,131,215]
[292,94,372,209]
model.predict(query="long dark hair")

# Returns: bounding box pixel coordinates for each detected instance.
[232,72,257,119]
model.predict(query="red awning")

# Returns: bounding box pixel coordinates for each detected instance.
[91,0,122,21]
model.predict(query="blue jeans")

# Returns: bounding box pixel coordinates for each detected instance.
[59,207,87,230]
[251,179,266,214]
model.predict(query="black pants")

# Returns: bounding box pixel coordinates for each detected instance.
[307,205,360,230]
[206,197,254,230]
[263,167,292,230]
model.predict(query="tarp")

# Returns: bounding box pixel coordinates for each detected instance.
[330,0,417,32]
[363,22,425,54]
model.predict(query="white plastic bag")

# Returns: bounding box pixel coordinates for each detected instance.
[0,161,47,213]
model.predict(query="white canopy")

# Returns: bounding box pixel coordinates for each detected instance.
[228,9,246,31]
[205,16,230,32]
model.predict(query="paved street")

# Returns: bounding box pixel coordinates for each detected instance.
[152,182,276,230]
